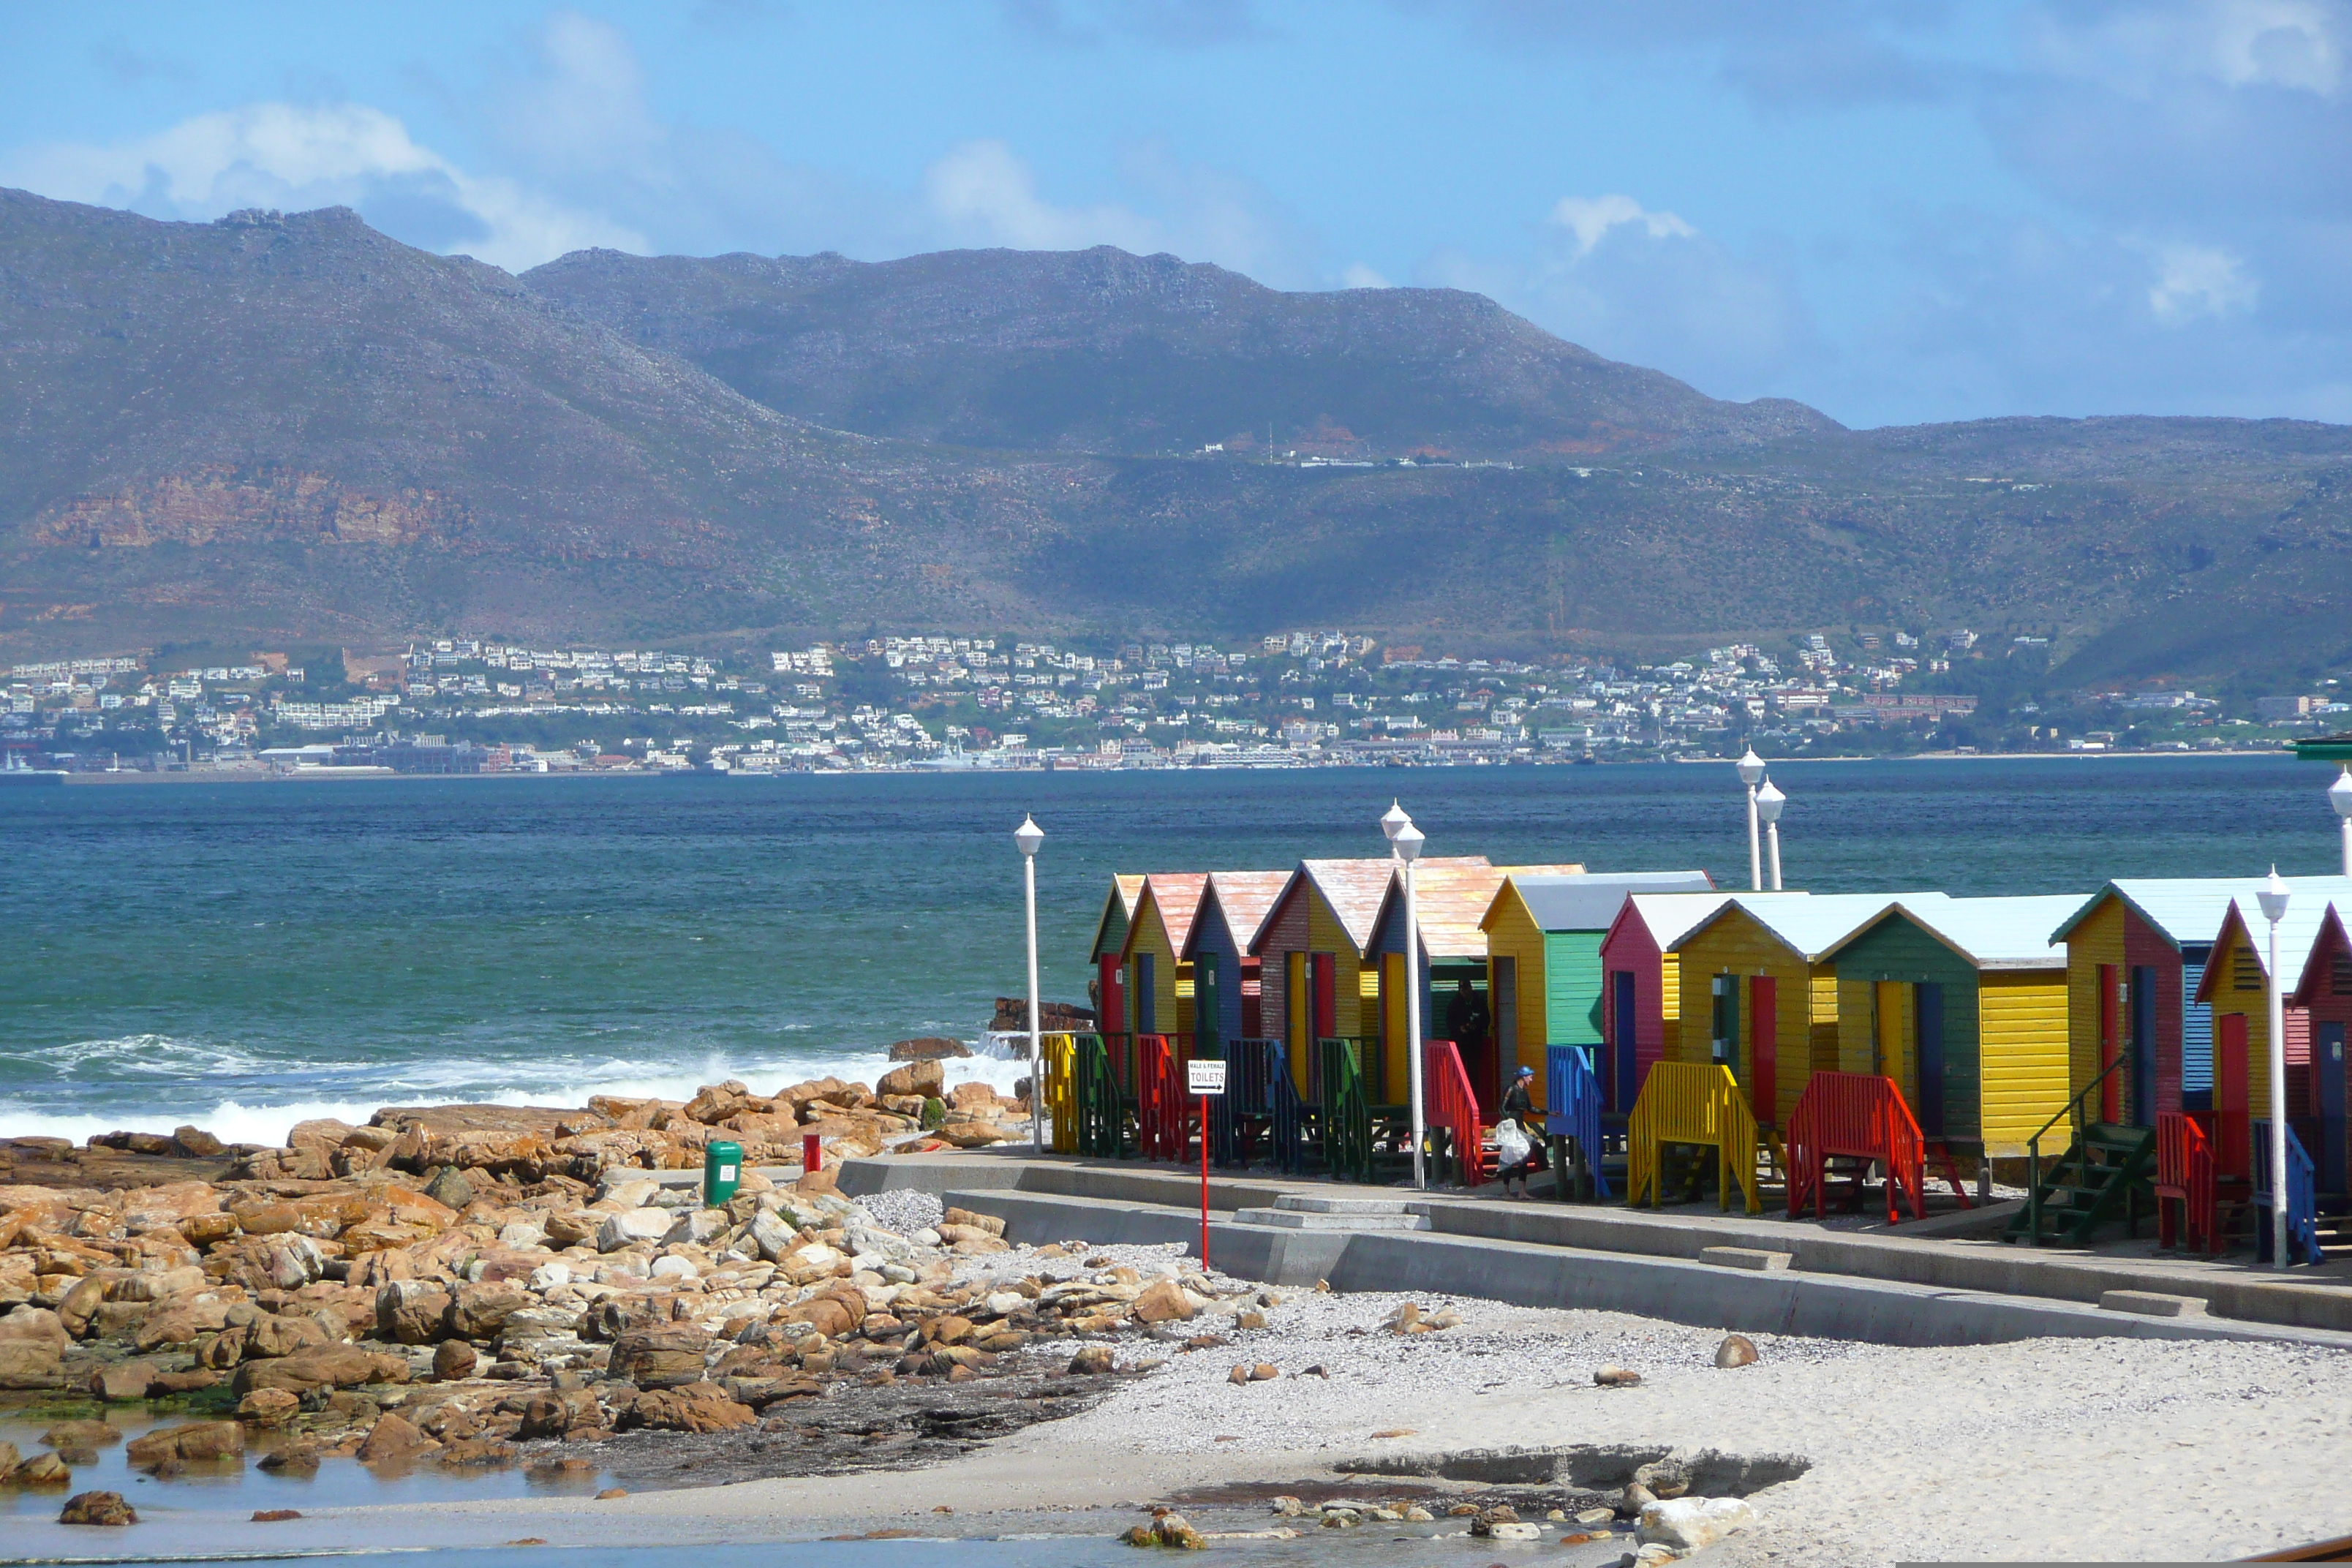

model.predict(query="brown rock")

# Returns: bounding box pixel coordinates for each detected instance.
[0,1305,70,1353]
[683,1084,752,1125]
[181,1212,240,1248]
[244,1313,331,1360]
[230,1201,302,1237]
[1714,1333,1760,1369]
[1131,1280,1196,1324]
[596,1487,627,1500]
[92,1361,160,1403]
[151,1368,220,1395]
[1068,1344,1115,1375]
[374,1283,454,1345]
[1226,1363,1250,1385]
[126,1421,243,1467]
[252,1509,302,1521]
[42,1419,123,1451]
[606,1326,712,1390]
[519,1387,600,1437]
[358,1412,438,1465]
[233,1343,408,1395]
[236,1389,301,1426]
[59,1489,137,1526]
[444,1284,531,1343]
[1248,1363,1278,1381]
[1594,1365,1642,1387]
[432,1340,478,1382]
[617,1384,757,1433]
[0,1338,63,1388]
[14,1450,74,1486]
[878,1060,947,1098]
[56,1277,109,1338]
[886,1037,971,1061]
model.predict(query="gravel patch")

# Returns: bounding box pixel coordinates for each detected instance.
[852,1187,946,1236]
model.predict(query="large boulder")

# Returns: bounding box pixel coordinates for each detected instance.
[357,1412,438,1465]
[0,1305,70,1354]
[1132,1280,1196,1324]
[58,1490,137,1526]
[243,1313,331,1360]
[886,1037,972,1061]
[91,1362,159,1402]
[1638,1498,1760,1553]
[596,1210,671,1253]
[617,1383,756,1433]
[878,1060,946,1098]
[0,1338,64,1389]
[444,1284,531,1343]
[606,1327,711,1390]
[125,1421,243,1468]
[232,1344,408,1396]
[374,1282,453,1345]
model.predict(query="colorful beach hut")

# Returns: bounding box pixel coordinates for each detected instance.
[1482,871,1716,1090]
[2193,886,2352,1194]
[2290,903,2352,1204]
[1598,892,1808,1114]
[1088,874,1145,1036]
[1670,893,1925,1131]
[1815,895,2080,1164]
[1251,856,1490,1100]
[1362,861,1587,1114]
[1180,870,1291,1047]
[1120,874,1209,1041]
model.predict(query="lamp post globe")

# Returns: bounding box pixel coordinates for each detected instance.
[1736,749,1765,788]
[1380,798,1411,846]
[2258,866,2291,1268]
[1392,821,1425,863]
[1014,815,1045,858]
[1737,750,1765,890]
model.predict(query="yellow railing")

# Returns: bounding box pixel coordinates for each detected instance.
[1626,1061,1762,1213]
[1039,1033,1078,1153]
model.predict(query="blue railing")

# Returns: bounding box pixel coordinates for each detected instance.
[2253,1118,2321,1266]
[1215,1038,1305,1173]
[1545,1044,1613,1199]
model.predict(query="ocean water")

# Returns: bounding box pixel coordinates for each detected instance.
[1,755,2342,1145]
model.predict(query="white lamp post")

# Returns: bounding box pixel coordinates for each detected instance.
[1380,798,1410,858]
[1392,815,1428,1190]
[2331,768,2352,878]
[1737,749,1765,892]
[2258,867,2291,1269]
[1756,776,1786,892]
[1015,814,1045,1153]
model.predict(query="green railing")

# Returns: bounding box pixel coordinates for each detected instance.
[1317,1037,1375,1184]
[2022,1052,2127,1245]
[1072,1033,1127,1158]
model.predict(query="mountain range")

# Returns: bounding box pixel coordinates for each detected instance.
[3,186,2348,688]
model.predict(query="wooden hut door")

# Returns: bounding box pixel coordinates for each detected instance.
[2319,1022,2347,1196]
[1135,953,1156,1036]
[1914,982,1946,1139]
[2097,964,2120,1123]
[1098,956,1125,1037]
[1748,977,1776,1127]
[2216,1011,2250,1180]
[1311,953,1337,1040]
[1196,952,1221,1058]
[1611,970,1638,1114]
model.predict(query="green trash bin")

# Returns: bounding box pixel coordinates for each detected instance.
[703,1140,743,1207]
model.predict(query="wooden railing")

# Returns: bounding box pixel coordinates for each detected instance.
[1137,1033,1191,1163]
[1786,1071,1926,1224]
[1627,1060,1761,1213]
[1039,1032,1078,1154]
[2253,1117,2321,1266]
[2024,1053,2126,1247]
[1421,1038,1488,1188]
[1317,1037,1374,1183]
[1544,1044,1611,1199]
[1071,1033,1126,1157]
[2155,1110,2219,1256]
[1215,1037,1303,1172]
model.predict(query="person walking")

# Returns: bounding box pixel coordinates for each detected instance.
[1495,1064,1545,1199]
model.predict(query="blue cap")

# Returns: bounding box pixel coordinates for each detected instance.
[1515,1065,1534,1079]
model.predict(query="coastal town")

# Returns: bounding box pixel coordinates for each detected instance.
[4,627,2342,777]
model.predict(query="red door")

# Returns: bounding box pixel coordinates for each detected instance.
[1311,953,1336,1041]
[2216,1011,2250,1180]
[1749,976,1778,1127]
[1097,955,1125,1037]
[2098,963,2121,1123]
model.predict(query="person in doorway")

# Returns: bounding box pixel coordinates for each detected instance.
[1495,1064,1545,1198]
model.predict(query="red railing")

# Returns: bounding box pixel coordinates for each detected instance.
[1137,1033,1193,1163]
[1787,1071,1928,1224]
[2156,1110,2219,1256]
[1422,1038,1489,1188]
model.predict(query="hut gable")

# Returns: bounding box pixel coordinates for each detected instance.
[1090,874,1145,960]
[1181,871,1291,962]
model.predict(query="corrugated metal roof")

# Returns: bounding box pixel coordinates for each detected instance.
[2054,878,2307,949]
[1616,890,1811,952]
[1264,856,1490,955]
[1696,892,1947,962]
[1380,862,1588,960]
[1497,870,1716,935]
[2195,884,2352,1001]
[1182,870,1292,960]
[1130,872,1210,958]
[1824,894,2083,971]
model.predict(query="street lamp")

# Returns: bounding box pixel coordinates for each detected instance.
[1380,798,1410,856]
[1756,776,1786,892]
[1392,813,1428,1190]
[1737,749,1765,891]
[1014,814,1045,1153]
[2258,867,2291,1269]
[2331,768,2352,878]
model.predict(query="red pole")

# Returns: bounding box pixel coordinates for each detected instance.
[1199,1093,1210,1270]
[803,1132,821,1174]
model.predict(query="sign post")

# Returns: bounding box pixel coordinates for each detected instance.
[1187,1058,1226,1268]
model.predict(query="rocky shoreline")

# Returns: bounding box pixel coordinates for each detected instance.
[0,1065,1240,1529]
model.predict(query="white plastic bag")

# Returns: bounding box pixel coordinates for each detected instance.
[1493,1117,1532,1166]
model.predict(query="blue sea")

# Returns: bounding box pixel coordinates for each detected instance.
[1,755,2342,1145]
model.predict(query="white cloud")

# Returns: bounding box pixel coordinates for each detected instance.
[1340,263,1391,288]
[2020,0,2347,97]
[1,100,642,271]
[1548,193,1698,257]
[2145,239,2261,321]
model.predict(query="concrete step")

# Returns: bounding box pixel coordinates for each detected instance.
[1271,1193,1417,1215]
[1231,1207,1431,1231]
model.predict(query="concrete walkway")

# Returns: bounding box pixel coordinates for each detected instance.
[832,1147,2352,1349]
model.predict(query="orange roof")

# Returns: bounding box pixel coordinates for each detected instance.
[1256,856,1491,956]
[1183,870,1293,958]
[1126,872,1210,960]
[1376,862,1587,960]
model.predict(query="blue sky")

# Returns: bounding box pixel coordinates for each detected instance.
[4,1,2347,428]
